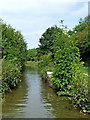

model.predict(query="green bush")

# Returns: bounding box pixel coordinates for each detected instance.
[38,18,89,111]
[51,33,80,91]
[1,22,27,68]
[38,53,54,79]
[51,32,89,111]
[38,53,53,68]
[2,58,21,96]
[1,20,27,97]
[27,48,38,61]
[71,73,89,111]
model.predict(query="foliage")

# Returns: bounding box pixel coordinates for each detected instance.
[68,16,90,63]
[1,22,27,67]
[2,58,21,96]
[38,53,54,79]
[51,32,81,93]
[73,17,88,32]
[1,20,27,96]
[36,47,43,60]
[39,53,52,68]
[82,64,90,74]
[27,48,38,61]
[39,25,62,55]
[71,74,89,111]
[38,18,89,111]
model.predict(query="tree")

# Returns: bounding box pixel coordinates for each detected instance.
[68,16,90,63]
[1,22,27,67]
[74,16,90,63]
[27,48,37,61]
[39,25,62,55]
[1,20,27,95]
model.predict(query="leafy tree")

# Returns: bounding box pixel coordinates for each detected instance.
[39,25,62,55]
[75,26,90,62]
[51,31,81,92]
[1,21,27,96]
[1,22,27,67]
[73,17,88,32]
[38,18,89,111]
[68,16,90,63]
[27,48,37,61]
[51,27,89,111]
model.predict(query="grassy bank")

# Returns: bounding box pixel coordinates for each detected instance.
[37,55,89,113]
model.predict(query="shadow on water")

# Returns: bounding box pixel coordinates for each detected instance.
[2,66,89,118]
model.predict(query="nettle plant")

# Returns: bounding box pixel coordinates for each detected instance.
[51,24,88,110]
[50,21,81,93]
[51,32,82,94]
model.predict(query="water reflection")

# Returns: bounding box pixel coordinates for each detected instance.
[2,71,28,118]
[2,66,89,118]
[41,79,89,118]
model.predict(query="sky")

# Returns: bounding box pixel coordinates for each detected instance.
[0,0,89,49]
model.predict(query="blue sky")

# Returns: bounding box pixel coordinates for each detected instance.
[0,0,89,49]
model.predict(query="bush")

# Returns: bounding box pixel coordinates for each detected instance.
[1,22,27,68]
[2,58,21,96]
[38,53,53,69]
[38,53,54,79]
[51,33,89,111]
[37,18,89,111]
[27,48,38,61]
[1,20,27,97]
[51,33,80,91]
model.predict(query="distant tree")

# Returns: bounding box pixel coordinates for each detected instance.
[67,16,90,63]
[39,25,62,55]
[74,16,90,63]
[73,17,88,32]
[27,48,37,61]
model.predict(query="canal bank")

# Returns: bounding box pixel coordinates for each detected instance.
[1,65,89,119]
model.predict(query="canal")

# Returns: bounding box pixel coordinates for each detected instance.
[1,66,89,118]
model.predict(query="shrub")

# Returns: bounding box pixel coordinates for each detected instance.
[38,53,54,79]
[2,58,21,96]
[51,32,89,111]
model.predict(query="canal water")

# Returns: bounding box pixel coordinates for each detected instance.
[1,66,89,118]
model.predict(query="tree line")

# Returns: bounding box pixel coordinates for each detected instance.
[0,19,27,96]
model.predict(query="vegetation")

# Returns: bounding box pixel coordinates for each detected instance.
[1,19,27,97]
[68,16,90,63]
[1,23,27,67]
[38,26,62,55]
[34,16,90,112]
[1,15,90,112]
[38,53,54,79]
[2,59,21,95]
[27,48,38,61]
